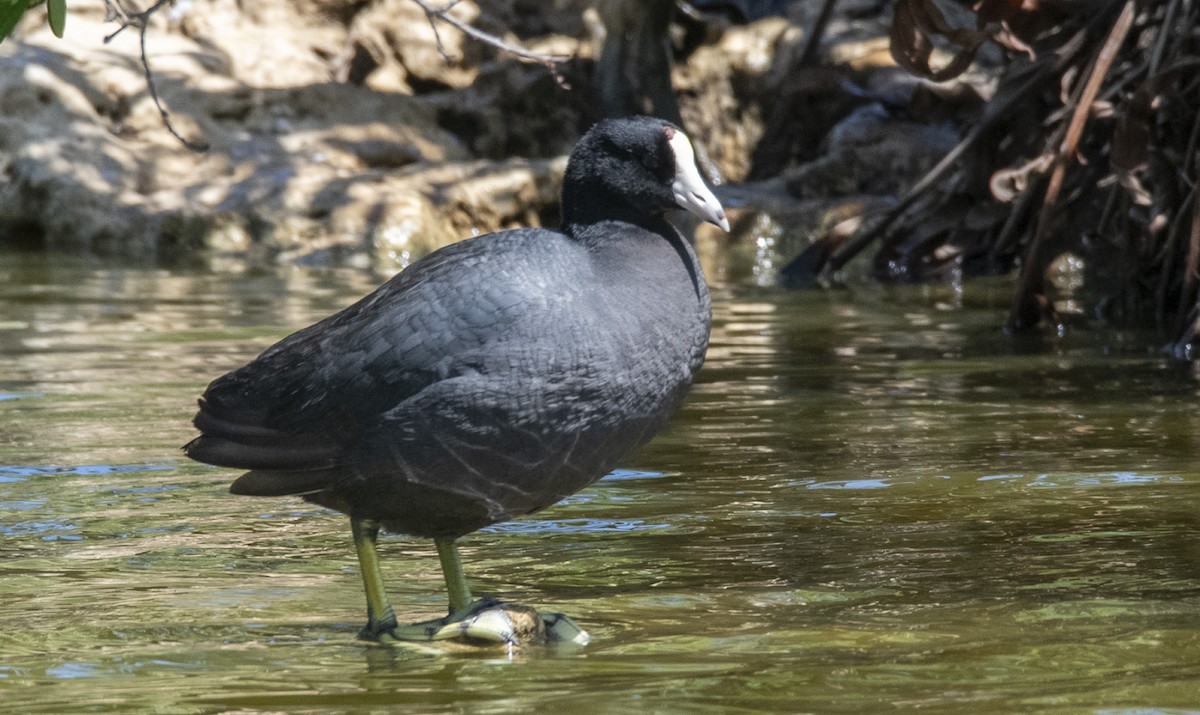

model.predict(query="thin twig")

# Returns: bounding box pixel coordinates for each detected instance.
[409,0,570,79]
[103,0,208,152]
[1175,184,1200,340]
[822,14,1101,278]
[1149,0,1182,76]
[1184,94,1200,179]
[987,172,1042,262]
[821,0,1137,287]
[1157,182,1198,328]
[797,0,839,67]
[1007,0,1134,332]
[824,59,1054,274]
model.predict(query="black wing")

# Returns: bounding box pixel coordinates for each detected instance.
[184,229,577,482]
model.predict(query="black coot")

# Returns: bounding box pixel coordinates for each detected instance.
[185,116,729,645]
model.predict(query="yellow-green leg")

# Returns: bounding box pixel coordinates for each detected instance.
[352,520,501,642]
[352,518,399,640]
[435,537,472,613]
[350,517,590,646]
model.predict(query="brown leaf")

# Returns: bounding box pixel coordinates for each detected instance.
[1111,59,1200,207]
[973,0,1042,24]
[1116,174,1153,207]
[989,153,1054,202]
[990,22,1036,58]
[890,0,936,76]
[890,0,987,81]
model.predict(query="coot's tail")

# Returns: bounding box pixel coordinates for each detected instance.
[184,395,344,496]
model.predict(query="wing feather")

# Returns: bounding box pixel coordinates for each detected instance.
[185,229,573,489]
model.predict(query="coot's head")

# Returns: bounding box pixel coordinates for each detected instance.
[561,117,730,232]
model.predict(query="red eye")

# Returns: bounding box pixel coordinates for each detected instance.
[663,125,676,141]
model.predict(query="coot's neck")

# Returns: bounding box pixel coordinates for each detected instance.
[561,183,669,240]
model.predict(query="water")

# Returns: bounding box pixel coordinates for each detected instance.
[1,249,1199,713]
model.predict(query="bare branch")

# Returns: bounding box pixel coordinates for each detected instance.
[408,0,570,80]
[1007,0,1134,333]
[103,0,209,152]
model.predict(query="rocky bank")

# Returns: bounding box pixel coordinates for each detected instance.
[0,0,961,280]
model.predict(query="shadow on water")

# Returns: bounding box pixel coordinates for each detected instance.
[1,250,1200,713]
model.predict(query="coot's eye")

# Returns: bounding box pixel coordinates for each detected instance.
[640,142,673,176]
[639,146,662,171]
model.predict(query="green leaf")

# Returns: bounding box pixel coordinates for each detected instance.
[46,0,64,37]
[0,0,32,44]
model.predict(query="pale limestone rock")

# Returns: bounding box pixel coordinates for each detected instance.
[0,1,568,269]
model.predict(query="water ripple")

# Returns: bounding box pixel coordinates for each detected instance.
[481,518,672,535]
[978,471,1185,488]
[0,464,173,481]
[807,478,893,490]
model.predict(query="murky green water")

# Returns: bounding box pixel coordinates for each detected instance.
[2,249,1199,713]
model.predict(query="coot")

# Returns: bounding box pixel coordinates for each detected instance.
[185,116,729,645]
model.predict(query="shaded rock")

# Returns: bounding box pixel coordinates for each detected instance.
[474,0,588,39]
[344,0,482,92]
[428,59,589,160]
[674,16,791,182]
[783,102,959,199]
[593,0,680,125]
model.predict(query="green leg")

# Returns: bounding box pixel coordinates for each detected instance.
[349,519,589,646]
[435,537,473,613]
[350,519,483,642]
[351,518,398,640]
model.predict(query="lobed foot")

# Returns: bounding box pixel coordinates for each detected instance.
[363,598,590,647]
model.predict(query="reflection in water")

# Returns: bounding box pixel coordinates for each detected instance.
[1,252,1199,712]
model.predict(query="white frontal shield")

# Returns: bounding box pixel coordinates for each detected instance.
[667,130,730,232]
